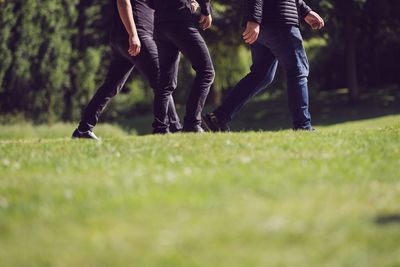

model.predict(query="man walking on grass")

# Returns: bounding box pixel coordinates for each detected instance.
[149,0,215,133]
[72,0,183,140]
[202,0,324,132]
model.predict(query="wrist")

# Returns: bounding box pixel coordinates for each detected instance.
[129,32,138,38]
[303,9,312,19]
[200,3,212,16]
[246,16,262,25]
[247,20,260,26]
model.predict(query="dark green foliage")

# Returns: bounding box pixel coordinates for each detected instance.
[0,0,111,122]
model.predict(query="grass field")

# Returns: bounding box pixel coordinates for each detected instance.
[0,114,399,267]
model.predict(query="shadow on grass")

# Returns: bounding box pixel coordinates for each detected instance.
[375,214,400,226]
[115,87,400,135]
[227,86,400,132]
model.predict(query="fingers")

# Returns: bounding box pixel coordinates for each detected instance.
[242,25,259,44]
[315,12,325,29]
[314,14,324,29]
[308,12,325,30]
[318,16,325,29]
[308,18,322,30]
[203,19,211,30]
[199,16,205,24]
[242,31,253,42]
[127,35,141,56]
[191,0,199,12]
[242,27,251,37]
[133,45,141,56]
[199,16,212,30]
[128,44,140,57]
[243,31,258,44]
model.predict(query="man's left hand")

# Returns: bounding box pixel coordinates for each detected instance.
[242,21,260,44]
[199,15,212,30]
[191,0,200,13]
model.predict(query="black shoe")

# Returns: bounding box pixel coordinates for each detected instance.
[152,128,170,135]
[182,125,205,133]
[202,112,230,132]
[293,127,316,132]
[72,128,100,141]
[170,126,183,133]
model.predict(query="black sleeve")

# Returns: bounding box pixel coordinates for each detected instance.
[147,0,154,9]
[246,0,263,24]
[198,0,212,16]
[298,0,312,19]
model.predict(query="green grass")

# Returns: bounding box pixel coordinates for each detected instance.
[0,122,129,140]
[0,115,399,267]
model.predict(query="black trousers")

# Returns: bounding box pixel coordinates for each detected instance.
[152,22,215,132]
[78,30,182,133]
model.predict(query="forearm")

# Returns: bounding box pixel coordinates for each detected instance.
[298,0,312,20]
[246,0,263,24]
[117,0,138,36]
[198,0,212,16]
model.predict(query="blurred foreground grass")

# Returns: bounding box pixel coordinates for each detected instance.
[0,115,399,267]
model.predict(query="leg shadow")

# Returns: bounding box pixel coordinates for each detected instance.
[375,214,400,226]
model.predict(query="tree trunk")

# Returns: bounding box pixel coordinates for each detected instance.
[343,1,360,103]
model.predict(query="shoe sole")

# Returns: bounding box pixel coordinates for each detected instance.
[71,130,100,141]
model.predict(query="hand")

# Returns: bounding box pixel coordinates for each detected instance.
[242,21,260,44]
[128,34,141,56]
[191,0,200,13]
[305,11,324,30]
[199,15,212,30]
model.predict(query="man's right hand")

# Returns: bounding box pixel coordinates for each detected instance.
[199,15,212,30]
[305,11,324,30]
[242,21,260,44]
[191,0,200,13]
[128,34,141,57]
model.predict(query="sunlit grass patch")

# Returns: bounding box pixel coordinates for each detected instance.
[0,115,399,267]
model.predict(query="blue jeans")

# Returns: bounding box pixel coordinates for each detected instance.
[215,25,312,129]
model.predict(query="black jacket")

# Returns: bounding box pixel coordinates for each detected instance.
[148,0,211,24]
[246,0,312,26]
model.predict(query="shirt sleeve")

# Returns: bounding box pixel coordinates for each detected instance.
[245,0,264,24]
[198,0,212,16]
[298,0,312,20]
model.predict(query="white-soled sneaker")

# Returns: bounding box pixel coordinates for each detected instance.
[71,128,100,141]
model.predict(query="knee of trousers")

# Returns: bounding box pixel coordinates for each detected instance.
[250,69,275,88]
[156,85,175,97]
[97,83,122,99]
[286,67,309,81]
[197,67,215,84]
[285,61,309,80]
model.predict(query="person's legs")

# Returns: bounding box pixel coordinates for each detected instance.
[160,23,215,129]
[132,31,182,132]
[153,29,180,133]
[266,26,312,130]
[214,42,278,123]
[78,47,134,132]
[167,55,182,132]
